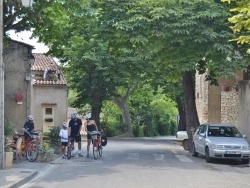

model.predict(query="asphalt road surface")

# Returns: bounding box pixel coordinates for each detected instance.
[21,137,250,188]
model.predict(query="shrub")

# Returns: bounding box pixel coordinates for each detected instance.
[105,123,117,137]
[4,120,15,151]
[133,125,145,137]
[47,126,61,146]
[169,120,177,135]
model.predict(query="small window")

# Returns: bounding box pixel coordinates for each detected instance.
[45,108,52,115]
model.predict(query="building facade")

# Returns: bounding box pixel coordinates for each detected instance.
[31,53,68,133]
[4,40,34,130]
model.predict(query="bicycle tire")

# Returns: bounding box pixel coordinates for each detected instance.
[26,142,38,162]
[67,145,71,160]
[98,144,102,157]
[93,140,98,160]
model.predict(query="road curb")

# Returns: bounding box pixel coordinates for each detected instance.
[8,170,38,188]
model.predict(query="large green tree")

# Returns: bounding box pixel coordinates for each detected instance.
[31,0,249,141]
[32,0,153,135]
[108,0,248,148]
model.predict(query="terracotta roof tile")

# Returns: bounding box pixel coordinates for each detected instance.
[32,53,67,86]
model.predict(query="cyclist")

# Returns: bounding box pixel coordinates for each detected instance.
[23,115,36,140]
[84,113,100,157]
[59,122,69,159]
[68,113,83,157]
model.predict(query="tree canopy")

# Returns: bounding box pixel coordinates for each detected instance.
[222,0,250,54]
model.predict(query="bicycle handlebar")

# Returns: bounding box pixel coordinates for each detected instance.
[88,130,103,135]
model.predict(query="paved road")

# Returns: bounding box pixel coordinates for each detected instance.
[20,138,250,188]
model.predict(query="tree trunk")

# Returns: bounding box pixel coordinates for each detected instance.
[91,93,102,129]
[113,97,133,137]
[183,71,200,152]
[176,95,186,131]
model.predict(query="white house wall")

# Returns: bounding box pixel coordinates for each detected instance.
[31,85,68,133]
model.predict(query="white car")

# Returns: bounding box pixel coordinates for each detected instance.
[176,131,188,150]
[192,123,250,164]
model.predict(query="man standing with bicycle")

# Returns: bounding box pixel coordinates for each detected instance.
[68,113,83,157]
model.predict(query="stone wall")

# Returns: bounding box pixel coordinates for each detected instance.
[3,40,34,130]
[221,91,239,126]
[195,72,209,124]
[195,71,239,126]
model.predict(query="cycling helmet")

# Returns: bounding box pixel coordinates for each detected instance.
[70,113,77,119]
[27,115,34,121]
[62,122,68,127]
[84,113,91,119]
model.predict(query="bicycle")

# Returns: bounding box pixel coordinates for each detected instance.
[89,130,103,160]
[66,137,73,160]
[11,130,42,162]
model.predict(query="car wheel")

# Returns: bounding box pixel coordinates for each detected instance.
[192,143,198,157]
[182,139,189,150]
[242,159,249,164]
[205,147,212,163]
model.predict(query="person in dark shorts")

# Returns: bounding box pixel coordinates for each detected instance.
[68,113,83,157]
[84,113,100,157]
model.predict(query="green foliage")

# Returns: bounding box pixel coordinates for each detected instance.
[4,120,15,152]
[222,0,250,54]
[104,123,117,137]
[38,141,52,153]
[133,125,145,137]
[4,120,15,139]
[169,120,177,135]
[47,126,61,146]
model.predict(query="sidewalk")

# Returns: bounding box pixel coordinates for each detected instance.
[0,154,62,188]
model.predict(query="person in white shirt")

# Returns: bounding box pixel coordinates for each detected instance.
[59,122,69,159]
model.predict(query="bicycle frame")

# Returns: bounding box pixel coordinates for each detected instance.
[66,140,72,159]
[90,131,102,160]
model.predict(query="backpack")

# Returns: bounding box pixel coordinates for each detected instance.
[101,136,107,146]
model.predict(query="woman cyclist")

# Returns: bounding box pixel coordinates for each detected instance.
[84,114,100,157]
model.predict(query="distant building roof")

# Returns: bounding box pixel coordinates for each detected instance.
[32,53,67,86]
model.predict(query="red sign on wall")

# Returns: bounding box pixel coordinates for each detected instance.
[16,93,24,103]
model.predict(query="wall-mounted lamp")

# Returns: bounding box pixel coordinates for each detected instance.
[21,0,33,7]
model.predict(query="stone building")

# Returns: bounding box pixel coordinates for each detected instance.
[4,40,35,130]
[195,70,250,141]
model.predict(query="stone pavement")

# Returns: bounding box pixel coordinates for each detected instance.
[0,154,62,188]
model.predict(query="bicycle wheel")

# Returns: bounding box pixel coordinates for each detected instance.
[67,145,71,160]
[98,143,102,157]
[93,140,98,160]
[26,142,38,162]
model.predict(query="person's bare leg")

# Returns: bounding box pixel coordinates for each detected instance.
[71,140,75,156]
[78,141,83,156]
[87,139,91,157]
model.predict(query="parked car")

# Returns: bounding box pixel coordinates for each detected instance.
[192,123,250,164]
[176,131,188,150]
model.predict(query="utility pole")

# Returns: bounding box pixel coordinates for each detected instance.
[0,0,33,170]
[0,0,4,170]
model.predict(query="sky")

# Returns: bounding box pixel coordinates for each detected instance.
[8,30,49,53]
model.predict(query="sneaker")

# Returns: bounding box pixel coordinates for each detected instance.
[71,153,75,157]
[86,154,89,158]
[78,153,83,157]
[62,155,66,159]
